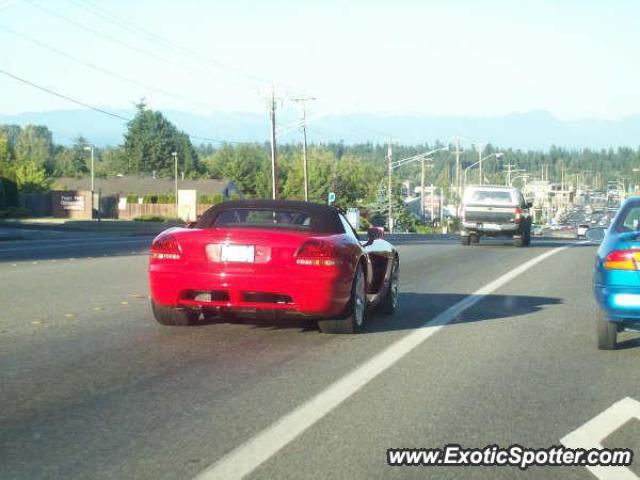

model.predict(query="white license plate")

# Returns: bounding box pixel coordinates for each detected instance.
[483,223,500,230]
[220,244,255,263]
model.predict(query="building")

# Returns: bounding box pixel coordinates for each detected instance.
[52,175,242,199]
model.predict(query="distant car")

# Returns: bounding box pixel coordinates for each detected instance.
[576,224,589,238]
[148,200,399,334]
[592,197,640,349]
[460,185,533,247]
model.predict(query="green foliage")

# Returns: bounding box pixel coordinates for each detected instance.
[198,193,224,204]
[0,206,30,218]
[14,161,51,192]
[123,104,200,178]
[0,177,18,207]
[15,125,54,171]
[133,215,179,222]
[52,135,90,177]
[203,144,269,195]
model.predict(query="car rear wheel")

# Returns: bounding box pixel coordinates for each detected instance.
[597,308,617,350]
[513,235,524,247]
[380,256,399,315]
[461,235,471,246]
[151,300,199,326]
[470,234,480,244]
[318,264,366,334]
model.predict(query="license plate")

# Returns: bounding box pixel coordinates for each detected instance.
[484,223,500,230]
[220,244,255,263]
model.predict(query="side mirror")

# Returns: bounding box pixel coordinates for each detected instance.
[585,228,605,243]
[366,226,384,244]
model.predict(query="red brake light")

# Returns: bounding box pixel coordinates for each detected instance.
[514,207,523,224]
[604,250,640,270]
[151,234,181,260]
[295,239,341,266]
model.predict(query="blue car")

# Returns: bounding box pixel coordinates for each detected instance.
[593,196,640,349]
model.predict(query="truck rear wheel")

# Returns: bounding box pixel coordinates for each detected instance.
[461,235,471,246]
[513,236,524,248]
[470,234,480,244]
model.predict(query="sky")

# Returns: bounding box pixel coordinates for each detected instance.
[1,0,639,122]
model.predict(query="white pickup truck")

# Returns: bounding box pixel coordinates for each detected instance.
[460,185,533,247]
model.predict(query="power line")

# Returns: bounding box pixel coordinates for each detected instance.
[0,68,130,121]
[0,68,245,144]
[0,25,221,112]
[68,0,275,88]
[24,0,259,93]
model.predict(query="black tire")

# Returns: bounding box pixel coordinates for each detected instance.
[151,300,199,326]
[513,236,524,247]
[461,235,471,246]
[318,263,366,334]
[597,309,617,350]
[470,234,480,244]
[380,256,399,315]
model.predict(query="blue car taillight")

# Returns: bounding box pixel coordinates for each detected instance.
[603,249,640,271]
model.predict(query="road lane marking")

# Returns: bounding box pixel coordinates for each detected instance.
[194,244,572,480]
[561,397,640,480]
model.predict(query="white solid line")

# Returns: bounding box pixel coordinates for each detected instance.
[194,244,571,480]
[561,397,640,480]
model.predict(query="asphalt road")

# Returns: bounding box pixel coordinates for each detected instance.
[1,234,639,480]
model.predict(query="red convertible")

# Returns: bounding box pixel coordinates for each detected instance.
[148,200,399,333]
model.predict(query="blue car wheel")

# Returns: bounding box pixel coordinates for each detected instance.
[597,308,617,350]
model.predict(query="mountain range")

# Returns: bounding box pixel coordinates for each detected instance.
[1,109,639,151]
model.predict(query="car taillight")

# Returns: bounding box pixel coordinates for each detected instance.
[295,239,341,266]
[150,234,181,260]
[514,207,523,224]
[603,250,640,270]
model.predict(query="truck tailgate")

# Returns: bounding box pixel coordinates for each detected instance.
[464,205,515,223]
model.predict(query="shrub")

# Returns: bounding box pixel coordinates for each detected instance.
[0,206,30,218]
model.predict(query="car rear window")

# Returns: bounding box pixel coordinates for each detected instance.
[467,190,514,204]
[613,203,640,232]
[212,208,312,229]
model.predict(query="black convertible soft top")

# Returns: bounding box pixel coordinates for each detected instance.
[196,199,344,234]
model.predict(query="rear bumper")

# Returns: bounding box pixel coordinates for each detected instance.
[594,284,640,322]
[149,265,351,317]
[461,221,521,235]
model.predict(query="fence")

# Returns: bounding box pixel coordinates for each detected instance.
[118,202,215,220]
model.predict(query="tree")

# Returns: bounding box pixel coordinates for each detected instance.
[123,103,200,177]
[204,144,269,195]
[14,125,54,171]
[52,135,90,177]
[14,161,51,192]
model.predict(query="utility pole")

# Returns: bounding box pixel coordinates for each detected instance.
[421,157,425,221]
[269,87,278,200]
[430,183,435,225]
[504,163,516,186]
[291,96,315,202]
[478,144,484,185]
[455,137,461,209]
[172,151,178,218]
[387,139,393,233]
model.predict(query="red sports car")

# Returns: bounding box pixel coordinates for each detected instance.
[148,200,399,333]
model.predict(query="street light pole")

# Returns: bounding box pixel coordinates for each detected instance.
[387,140,393,233]
[421,158,425,221]
[83,145,94,192]
[172,151,178,218]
